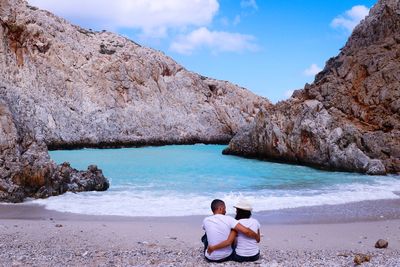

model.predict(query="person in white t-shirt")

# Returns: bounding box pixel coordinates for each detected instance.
[202,199,259,262]
[207,199,261,262]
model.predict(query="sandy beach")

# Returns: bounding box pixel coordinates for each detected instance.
[1,199,400,266]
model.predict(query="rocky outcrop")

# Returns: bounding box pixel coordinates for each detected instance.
[0,0,267,149]
[0,0,267,201]
[0,100,109,203]
[224,0,400,174]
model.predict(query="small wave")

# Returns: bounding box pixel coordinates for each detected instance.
[29,178,400,217]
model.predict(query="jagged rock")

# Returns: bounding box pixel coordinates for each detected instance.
[375,239,389,248]
[0,0,267,201]
[0,0,267,149]
[0,100,109,202]
[224,0,400,174]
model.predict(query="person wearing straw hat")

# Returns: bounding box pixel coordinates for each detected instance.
[202,199,259,262]
[207,199,261,262]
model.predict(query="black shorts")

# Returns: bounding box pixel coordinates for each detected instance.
[205,251,235,263]
[233,251,260,262]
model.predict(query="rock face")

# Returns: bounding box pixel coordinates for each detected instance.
[224,0,400,174]
[0,0,267,201]
[0,0,267,149]
[0,100,109,202]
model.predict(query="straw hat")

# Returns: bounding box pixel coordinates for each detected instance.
[233,199,253,211]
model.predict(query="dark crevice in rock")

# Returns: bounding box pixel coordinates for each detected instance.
[99,44,116,55]
[161,66,172,77]
[47,139,231,151]
[208,84,217,93]
[34,41,50,53]
[76,27,95,36]
[26,5,38,11]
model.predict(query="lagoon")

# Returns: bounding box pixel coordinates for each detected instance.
[30,145,400,217]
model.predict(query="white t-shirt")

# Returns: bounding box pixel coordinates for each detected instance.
[235,218,260,257]
[202,214,238,261]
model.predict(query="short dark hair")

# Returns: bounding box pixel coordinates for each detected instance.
[235,208,252,220]
[211,199,225,212]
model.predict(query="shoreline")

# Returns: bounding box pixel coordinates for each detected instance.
[2,198,400,224]
[46,140,230,151]
[222,149,400,176]
[1,199,400,266]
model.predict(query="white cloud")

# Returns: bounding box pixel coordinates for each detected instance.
[331,5,369,32]
[303,64,322,76]
[241,0,258,10]
[170,27,258,55]
[284,90,294,98]
[28,0,219,37]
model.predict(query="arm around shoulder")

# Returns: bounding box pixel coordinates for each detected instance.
[234,223,258,240]
[207,230,237,255]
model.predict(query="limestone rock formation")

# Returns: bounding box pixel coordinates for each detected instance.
[0,0,267,201]
[0,0,267,149]
[0,100,109,202]
[224,0,400,174]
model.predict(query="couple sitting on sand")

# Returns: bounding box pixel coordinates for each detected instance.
[202,199,261,263]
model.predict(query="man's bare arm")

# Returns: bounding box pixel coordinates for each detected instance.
[207,230,237,255]
[234,223,258,240]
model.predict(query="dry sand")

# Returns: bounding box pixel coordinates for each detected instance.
[1,200,400,266]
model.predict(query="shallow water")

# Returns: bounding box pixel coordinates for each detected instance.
[29,145,400,216]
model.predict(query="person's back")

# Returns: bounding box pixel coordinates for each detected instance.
[202,199,259,263]
[202,214,238,261]
[235,217,260,257]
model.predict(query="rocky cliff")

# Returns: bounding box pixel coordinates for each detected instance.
[0,0,267,201]
[224,0,400,175]
[0,0,267,148]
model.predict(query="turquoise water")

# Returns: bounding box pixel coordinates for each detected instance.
[30,145,400,216]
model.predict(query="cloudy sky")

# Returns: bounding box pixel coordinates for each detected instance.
[29,0,376,103]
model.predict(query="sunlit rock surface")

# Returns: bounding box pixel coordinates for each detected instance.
[0,0,268,201]
[224,0,400,174]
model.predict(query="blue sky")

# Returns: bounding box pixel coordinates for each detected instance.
[29,0,377,103]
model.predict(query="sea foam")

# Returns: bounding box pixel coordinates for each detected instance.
[30,177,400,217]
